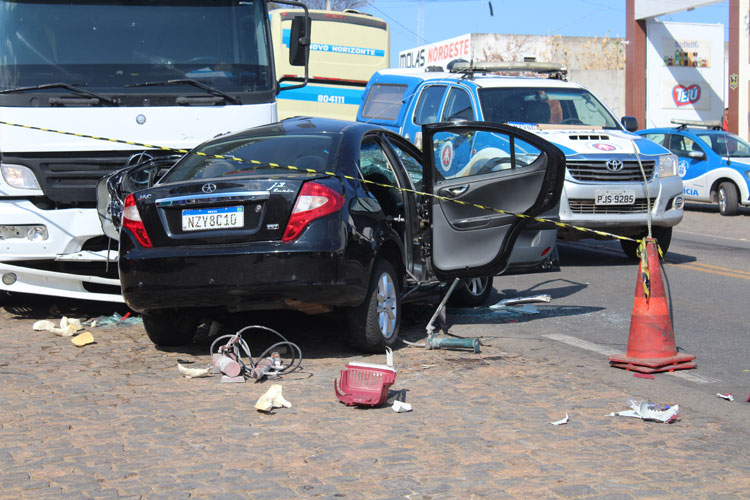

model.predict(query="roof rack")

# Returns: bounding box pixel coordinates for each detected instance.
[670,118,723,130]
[449,61,567,80]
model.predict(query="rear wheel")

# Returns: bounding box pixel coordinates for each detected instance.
[718,181,739,216]
[448,276,493,307]
[143,309,199,346]
[620,226,672,261]
[348,259,400,353]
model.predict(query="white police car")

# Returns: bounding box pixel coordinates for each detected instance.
[637,120,750,216]
[357,62,685,260]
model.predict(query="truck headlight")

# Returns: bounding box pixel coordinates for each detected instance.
[744,170,750,180]
[657,154,678,178]
[1,163,41,189]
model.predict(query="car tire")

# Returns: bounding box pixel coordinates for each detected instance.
[620,226,672,261]
[718,181,739,216]
[143,309,199,346]
[348,259,400,353]
[448,276,493,307]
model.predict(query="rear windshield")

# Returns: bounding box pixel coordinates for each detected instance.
[361,83,408,120]
[478,87,621,129]
[161,134,341,182]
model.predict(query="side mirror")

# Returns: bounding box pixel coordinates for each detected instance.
[688,150,705,160]
[621,116,638,132]
[289,15,311,67]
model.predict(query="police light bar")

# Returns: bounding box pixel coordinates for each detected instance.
[670,118,722,129]
[450,61,567,79]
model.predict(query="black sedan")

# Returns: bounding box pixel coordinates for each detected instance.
[106,117,565,351]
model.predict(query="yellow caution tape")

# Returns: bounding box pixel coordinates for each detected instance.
[0,119,644,244]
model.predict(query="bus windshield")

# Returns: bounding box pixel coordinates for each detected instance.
[0,0,273,94]
[478,87,621,129]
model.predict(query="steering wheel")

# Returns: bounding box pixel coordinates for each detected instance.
[561,118,584,125]
[477,157,513,174]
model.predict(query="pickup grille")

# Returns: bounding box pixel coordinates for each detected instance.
[2,151,160,205]
[568,198,656,214]
[567,159,655,182]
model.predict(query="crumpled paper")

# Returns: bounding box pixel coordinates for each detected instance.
[609,399,679,423]
[33,316,83,337]
[255,384,292,412]
[550,413,569,425]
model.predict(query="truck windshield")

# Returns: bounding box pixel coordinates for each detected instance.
[0,0,273,94]
[478,87,621,129]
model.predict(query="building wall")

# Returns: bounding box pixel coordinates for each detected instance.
[470,33,627,118]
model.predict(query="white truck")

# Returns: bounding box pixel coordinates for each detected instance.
[0,0,310,302]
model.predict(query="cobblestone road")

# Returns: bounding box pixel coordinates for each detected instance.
[1,298,749,499]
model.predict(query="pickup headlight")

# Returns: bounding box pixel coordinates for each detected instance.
[744,169,750,180]
[657,154,678,178]
[1,163,41,189]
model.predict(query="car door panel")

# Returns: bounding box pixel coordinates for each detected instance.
[423,122,565,280]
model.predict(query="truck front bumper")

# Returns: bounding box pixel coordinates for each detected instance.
[0,200,123,302]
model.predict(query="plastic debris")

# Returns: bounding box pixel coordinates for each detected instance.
[335,348,397,407]
[71,331,95,347]
[32,316,83,337]
[221,375,245,383]
[92,312,143,328]
[609,400,679,423]
[550,413,569,425]
[255,384,292,412]
[633,373,655,379]
[746,394,750,403]
[716,393,734,402]
[490,294,552,309]
[177,363,212,379]
[392,400,413,413]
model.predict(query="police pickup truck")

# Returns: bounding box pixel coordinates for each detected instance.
[356,62,684,259]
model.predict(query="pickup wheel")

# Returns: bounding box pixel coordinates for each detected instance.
[620,226,672,261]
[143,309,198,346]
[348,259,400,353]
[449,276,493,307]
[718,181,739,216]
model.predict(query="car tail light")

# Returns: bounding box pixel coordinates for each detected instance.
[282,181,344,242]
[122,193,152,248]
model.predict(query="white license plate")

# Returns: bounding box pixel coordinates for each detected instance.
[595,190,635,205]
[182,206,244,232]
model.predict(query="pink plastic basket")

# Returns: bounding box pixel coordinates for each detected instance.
[334,364,397,406]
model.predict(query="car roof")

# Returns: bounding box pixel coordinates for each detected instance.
[638,127,727,136]
[372,68,582,89]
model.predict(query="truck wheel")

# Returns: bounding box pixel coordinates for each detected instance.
[448,276,493,307]
[143,309,198,346]
[348,259,400,353]
[718,181,739,216]
[620,226,672,261]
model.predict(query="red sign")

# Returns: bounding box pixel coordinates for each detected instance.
[672,84,701,107]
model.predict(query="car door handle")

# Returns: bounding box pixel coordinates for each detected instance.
[439,185,469,198]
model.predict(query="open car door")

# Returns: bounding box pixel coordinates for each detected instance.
[423,121,565,281]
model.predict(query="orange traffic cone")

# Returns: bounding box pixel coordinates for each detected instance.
[609,238,696,373]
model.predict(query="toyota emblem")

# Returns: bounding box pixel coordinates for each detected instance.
[202,183,217,193]
[606,159,624,172]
